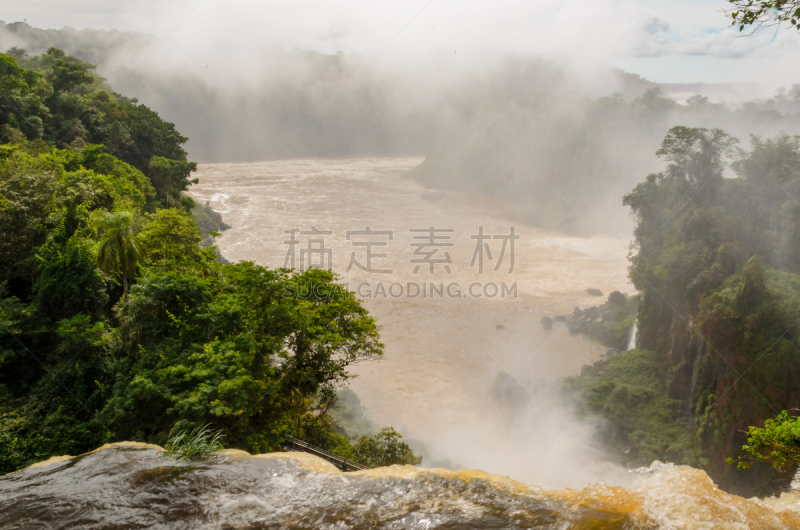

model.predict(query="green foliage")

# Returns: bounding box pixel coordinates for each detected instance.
[92,209,139,301]
[0,146,122,288]
[163,424,225,462]
[351,428,422,467]
[147,156,197,210]
[727,0,800,33]
[33,226,108,319]
[43,47,96,94]
[624,130,800,309]
[728,411,800,470]
[137,208,211,271]
[292,412,422,468]
[0,53,50,142]
[0,48,391,475]
[603,126,800,492]
[293,412,360,461]
[564,349,700,468]
[655,127,737,200]
[0,411,110,474]
[0,49,194,204]
[732,134,800,185]
[697,259,800,396]
[64,144,155,209]
[100,265,382,453]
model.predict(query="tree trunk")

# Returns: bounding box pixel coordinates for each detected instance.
[123,272,128,302]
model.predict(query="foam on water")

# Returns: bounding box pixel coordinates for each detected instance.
[3,444,799,529]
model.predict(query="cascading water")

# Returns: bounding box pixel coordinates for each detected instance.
[3,443,800,529]
[628,319,637,351]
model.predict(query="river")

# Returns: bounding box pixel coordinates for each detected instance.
[188,157,635,489]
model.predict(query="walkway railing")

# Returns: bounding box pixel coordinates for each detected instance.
[280,435,369,472]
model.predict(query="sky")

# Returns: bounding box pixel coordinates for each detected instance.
[1,0,799,86]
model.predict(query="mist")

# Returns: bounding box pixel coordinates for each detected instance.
[3,19,800,237]
[413,372,632,489]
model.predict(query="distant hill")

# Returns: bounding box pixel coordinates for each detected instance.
[0,20,155,66]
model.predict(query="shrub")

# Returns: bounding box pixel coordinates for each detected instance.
[352,428,422,467]
[728,411,800,471]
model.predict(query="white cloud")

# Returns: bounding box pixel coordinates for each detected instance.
[644,16,670,35]
[631,28,765,58]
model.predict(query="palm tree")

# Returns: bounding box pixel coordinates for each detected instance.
[92,210,139,302]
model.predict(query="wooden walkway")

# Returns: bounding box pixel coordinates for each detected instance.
[280,435,369,472]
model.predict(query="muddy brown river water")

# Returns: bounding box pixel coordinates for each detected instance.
[188,157,635,489]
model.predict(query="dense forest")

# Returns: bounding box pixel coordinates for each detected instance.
[566,126,800,496]
[0,48,419,473]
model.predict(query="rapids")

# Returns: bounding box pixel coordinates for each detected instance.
[188,158,635,489]
[3,443,800,529]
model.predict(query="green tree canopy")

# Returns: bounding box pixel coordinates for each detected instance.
[0,49,195,207]
[105,265,383,452]
[351,428,422,467]
[137,208,210,271]
[92,209,139,301]
[42,47,97,94]
[655,126,737,199]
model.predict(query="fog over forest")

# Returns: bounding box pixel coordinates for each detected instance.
[4,20,800,233]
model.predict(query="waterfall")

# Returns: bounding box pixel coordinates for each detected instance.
[628,319,637,351]
[792,466,800,491]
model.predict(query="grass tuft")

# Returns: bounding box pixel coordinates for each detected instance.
[162,424,225,462]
